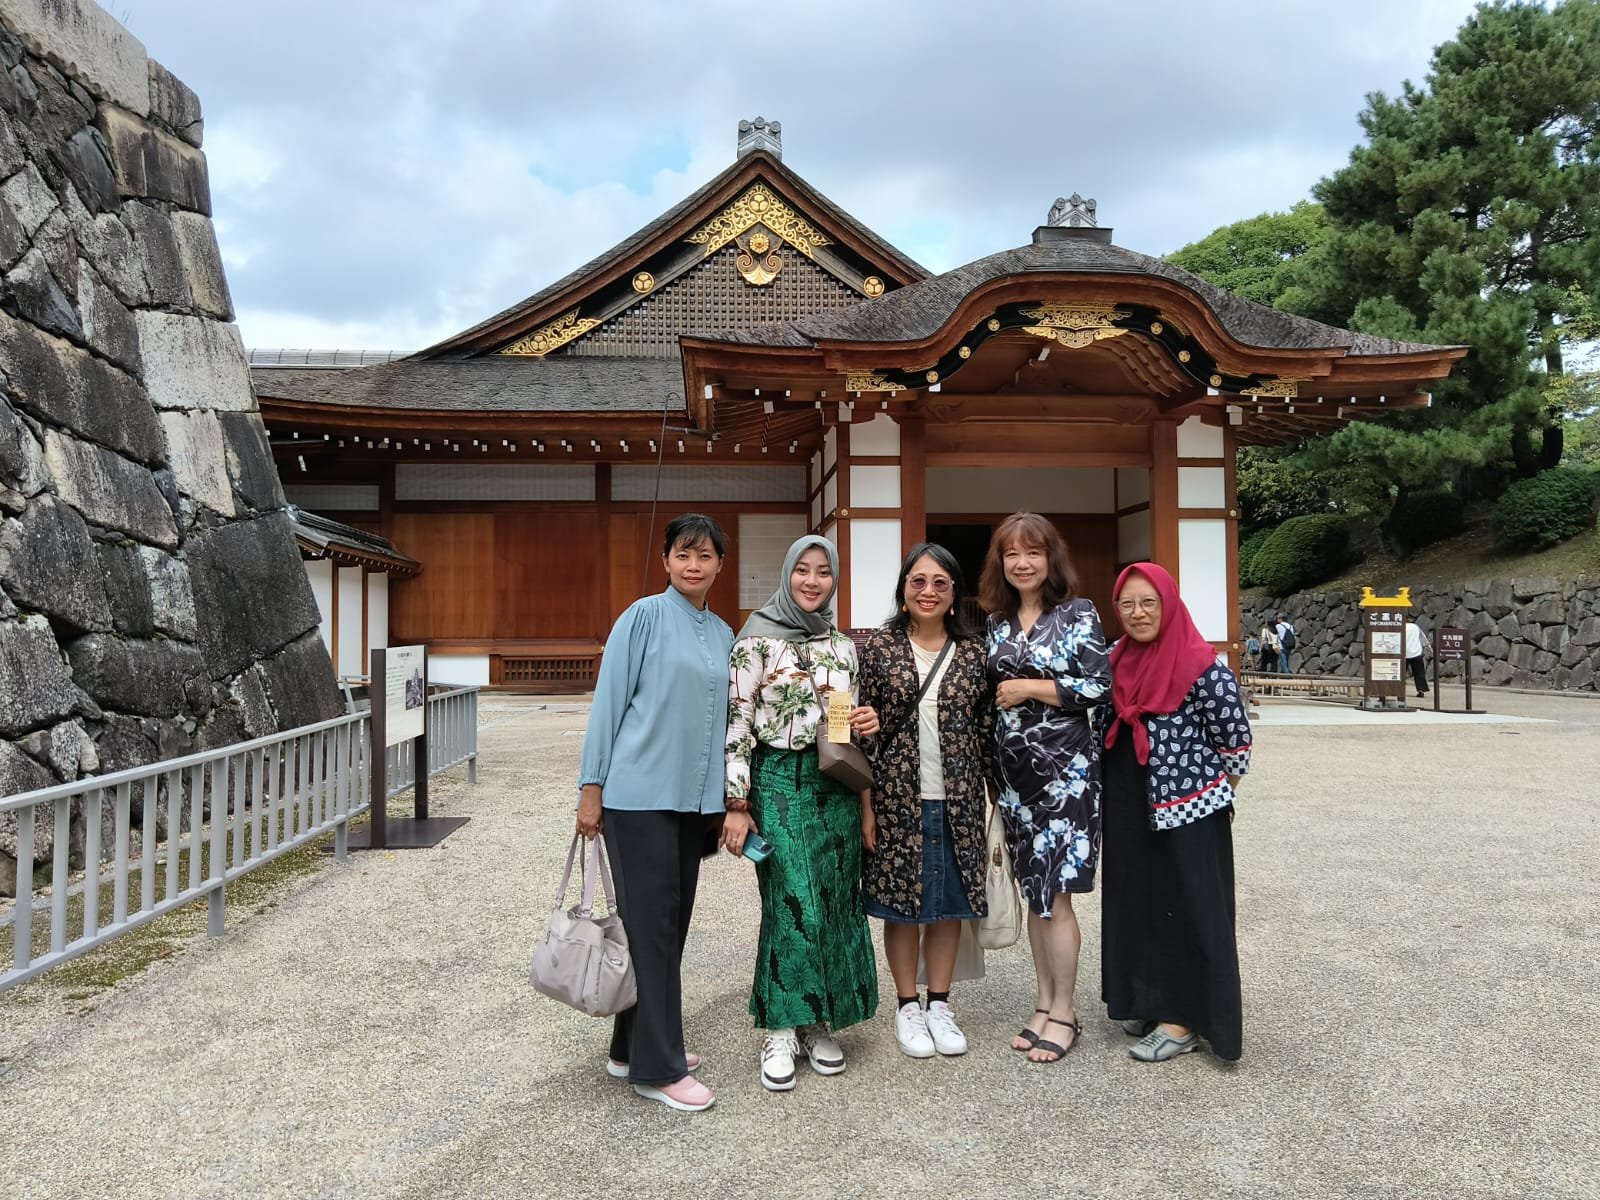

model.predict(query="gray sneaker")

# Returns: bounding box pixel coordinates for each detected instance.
[1130,1027,1201,1062]
[1120,1018,1156,1037]
[797,1025,847,1075]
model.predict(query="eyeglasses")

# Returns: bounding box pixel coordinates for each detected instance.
[906,575,952,594]
[1116,597,1161,615]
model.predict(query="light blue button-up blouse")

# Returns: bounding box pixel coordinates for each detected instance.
[578,585,734,814]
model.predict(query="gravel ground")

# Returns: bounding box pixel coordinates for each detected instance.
[1,688,1596,1200]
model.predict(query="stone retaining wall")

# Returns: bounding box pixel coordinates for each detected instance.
[0,0,341,894]
[1245,576,1600,691]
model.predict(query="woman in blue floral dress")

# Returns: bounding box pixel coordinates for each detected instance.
[980,512,1110,1063]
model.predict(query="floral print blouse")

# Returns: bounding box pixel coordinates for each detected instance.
[725,631,859,802]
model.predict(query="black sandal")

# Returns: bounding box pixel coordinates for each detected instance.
[1012,1009,1050,1051]
[1028,1016,1082,1064]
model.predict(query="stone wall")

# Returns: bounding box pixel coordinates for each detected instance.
[1244,576,1600,691]
[0,0,341,894]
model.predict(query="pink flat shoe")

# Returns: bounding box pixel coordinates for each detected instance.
[606,1052,700,1079]
[632,1075,715,1112]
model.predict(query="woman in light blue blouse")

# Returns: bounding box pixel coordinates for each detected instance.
[576,513,733,1113]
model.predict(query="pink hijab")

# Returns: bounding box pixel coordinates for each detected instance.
[1105,562,1218,764]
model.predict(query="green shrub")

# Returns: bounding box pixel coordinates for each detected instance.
[1383,489,1466,555]
[1249,514,1351,594]
[1491,467,1598,550]
[1238,528,1275,585]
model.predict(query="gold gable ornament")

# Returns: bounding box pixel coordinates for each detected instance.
[736,229,783,286]
[1018,303,1132,349]
[1240,377,1309,398]
[845,373,905,393]
[498,308,602,357]
[687,183,831,259]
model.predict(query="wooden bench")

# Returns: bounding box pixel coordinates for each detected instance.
[1241,672,1365,703]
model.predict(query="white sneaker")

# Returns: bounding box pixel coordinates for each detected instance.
[894,1002,936,1058]
[797,1025,847,1075]
[924,1001,968,1056]
[760,1029,799,1091]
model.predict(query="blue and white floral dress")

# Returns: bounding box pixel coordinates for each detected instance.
[986,598,1111,916]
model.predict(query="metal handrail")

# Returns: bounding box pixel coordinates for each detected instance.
[0,686,479,992]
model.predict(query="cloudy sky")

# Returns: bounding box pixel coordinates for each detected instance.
[118,0,1484,352]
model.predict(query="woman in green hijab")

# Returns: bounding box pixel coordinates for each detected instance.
[723,534,882,1092]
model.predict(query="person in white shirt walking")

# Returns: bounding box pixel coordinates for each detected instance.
[1404,620,1432,698]
[1272,613,1296,674]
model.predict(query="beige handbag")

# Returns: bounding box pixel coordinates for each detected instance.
[977,804,1023,950]
[529,834,637,1017]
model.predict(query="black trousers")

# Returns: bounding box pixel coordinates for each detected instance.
[603,809,705,1086]
[1408,655,1429,695]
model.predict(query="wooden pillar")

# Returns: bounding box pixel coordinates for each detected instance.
[1223,420,1242,673]
[898,415,927,556]
[594,462,612,640]
[834,421,851,626]
[1150,419,1180,575]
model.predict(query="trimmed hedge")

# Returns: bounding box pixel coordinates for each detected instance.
[1238,528,1276,585]
[1249,513,1351,594]
[1383,489,1465,555]
[1492,467,1597,550]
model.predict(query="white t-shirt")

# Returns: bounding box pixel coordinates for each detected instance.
[1404,622,1429,659]
[911,640,952,800]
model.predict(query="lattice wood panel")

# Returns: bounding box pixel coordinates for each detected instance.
[564,247,862,358]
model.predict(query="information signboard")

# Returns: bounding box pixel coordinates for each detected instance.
[385,645,426,747]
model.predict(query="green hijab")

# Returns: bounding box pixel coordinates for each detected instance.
[736,534,839,643]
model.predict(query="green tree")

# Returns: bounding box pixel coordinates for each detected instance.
[1305,0,1600,482]
[1166,202,1332,310]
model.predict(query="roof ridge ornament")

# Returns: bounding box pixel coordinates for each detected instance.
[1048,193,1097,228]
[737,117,782,160]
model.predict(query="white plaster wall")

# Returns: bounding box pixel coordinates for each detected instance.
[1116,467,1149,508]
[1178,519,1229,640]
[336,566,364,677]
[428,654,490,687]
[306,559,333,653]
[811,493,822,529]
[738,513,809,608]
[367,572,389,651]
[927,468,1115,513]
[1178,466,1227,509]
[1176,417,1224,458]
[824,426,838,473]
[850,465,901,509]
[849,519,902,629]
[850,414,901,456]
[1118,511,1151,563]
[824,472,837,518]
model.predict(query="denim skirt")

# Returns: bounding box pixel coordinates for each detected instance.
[865,799,976,924]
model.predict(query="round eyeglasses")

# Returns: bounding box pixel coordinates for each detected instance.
[906,575,952,594]
[1116,596,1161,615]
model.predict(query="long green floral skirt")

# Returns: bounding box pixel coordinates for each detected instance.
[747,746,879,1032]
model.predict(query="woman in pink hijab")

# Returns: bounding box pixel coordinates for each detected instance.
[1098,563,1252,1063]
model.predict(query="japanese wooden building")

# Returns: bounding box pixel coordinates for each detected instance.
[254,119,1465,689]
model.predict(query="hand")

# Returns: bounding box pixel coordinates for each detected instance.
[995,680,1033,710]
[576,785,603,838]
[722,809,755,855]
[849,705,880,737]
[861,797,877,853]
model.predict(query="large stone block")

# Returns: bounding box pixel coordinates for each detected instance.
[0,162,58,238]
[1576,616,1600,648]
[1483,660,1515,687]
[133,310,253,413]
[66,188,149,305]
[1512,576,1560,603]
[123,200,190,308]
[42,430,177,549]
[1484,579,1515,619]
[1,0,150,116]
[0,192,27,270]
[1495,613,1521,641]
[160,409,234,516]
[187,512,322,678]
[94,539,197,640]
[66,632,203,717]
[146,58,201,146]
[0,494,111,631]
[0,392,45,498]
[1507,642,1538,671]
[170,211,231,319]
[1468,610,1496,638]
[1538,624,1570,654]
[95,104,209,213]
[4,245,81,339]
[254,628,342,730]
[61,124,119,213]
[218,411,284,512]
[0,313,165,463]
[1522,598,1566,626]
[0,613,79,735]
[1475,634,1509,660]
[75,258,140,372]
[1569,659,1596,691]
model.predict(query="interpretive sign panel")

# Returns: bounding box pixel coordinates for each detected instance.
[1359,592,1408,709]
[385,645,426,747]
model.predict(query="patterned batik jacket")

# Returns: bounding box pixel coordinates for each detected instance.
[1093,658,1253,832]
[725,630,859,805]
[856,629,997,918]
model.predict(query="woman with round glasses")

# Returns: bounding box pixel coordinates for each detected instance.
[1097,562,1251,1063]
[856,543,996,1060]
[980,512,1110,1063]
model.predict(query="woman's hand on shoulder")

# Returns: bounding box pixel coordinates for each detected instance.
[722,808,754,855]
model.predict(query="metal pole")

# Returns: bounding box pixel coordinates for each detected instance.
[1433,644,1440,713]
[369,647,388,849]
[1464,638,1474,713]
[414,655,430,821]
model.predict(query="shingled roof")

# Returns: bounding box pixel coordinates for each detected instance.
[708,230,1454,357]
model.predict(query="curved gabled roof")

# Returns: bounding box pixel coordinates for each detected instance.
[708,231,1456,357]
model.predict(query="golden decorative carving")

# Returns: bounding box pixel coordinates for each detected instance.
[686,184,831,259]
[1178,349,1192,363]
[1209,374,1223,387]
[1017,303,1131,349]
[1150,321,1164,335]
[845,372,906,392]
[632,271,655,294]
[862,275,885,298]
[987,318,1001,332]
[498,308,601,357]
[958,346,971,359]
[925,370,940,384]
[736,231,783,286]
[1240,377,1309,398]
